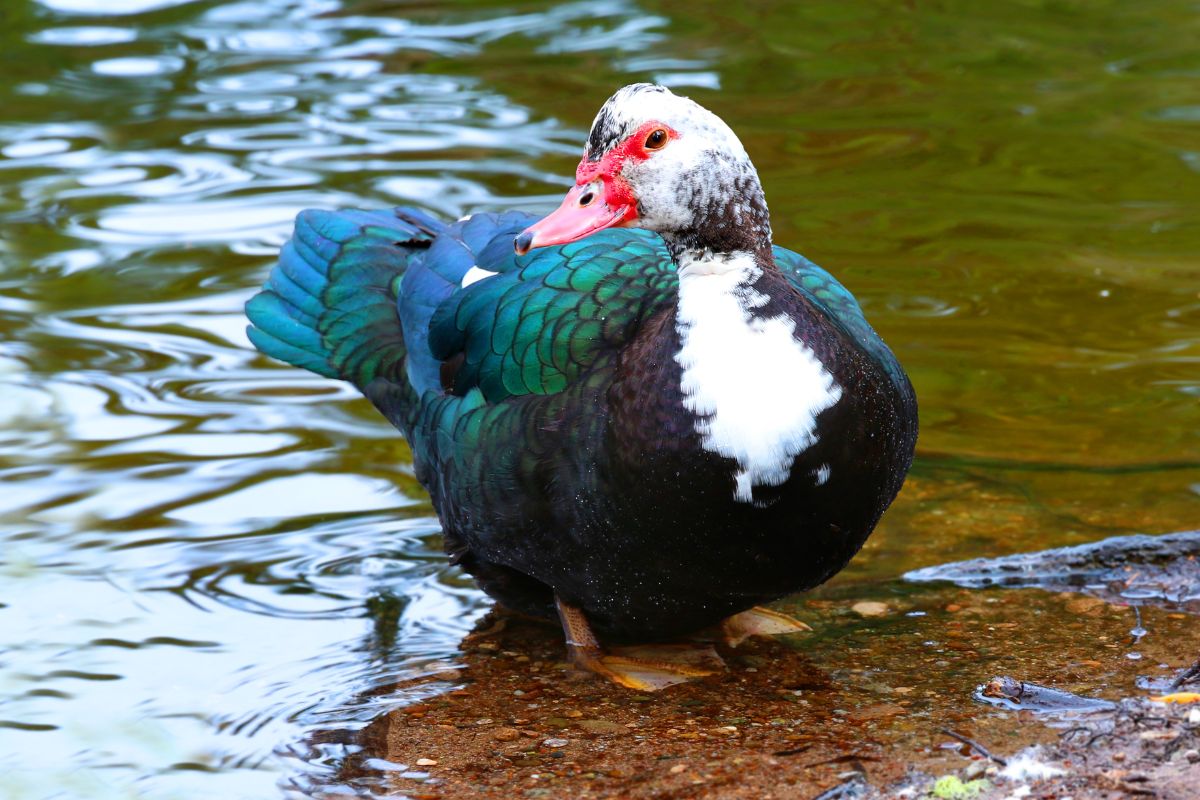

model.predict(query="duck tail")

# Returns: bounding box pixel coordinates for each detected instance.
[245,207,444,390]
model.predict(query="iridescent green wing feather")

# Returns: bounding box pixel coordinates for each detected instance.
[427,228,676,402]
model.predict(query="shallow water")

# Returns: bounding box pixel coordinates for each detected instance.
[0,0,1197,797]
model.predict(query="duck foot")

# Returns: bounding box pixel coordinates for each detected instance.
[719,606,812,647]
[555,597,722,691]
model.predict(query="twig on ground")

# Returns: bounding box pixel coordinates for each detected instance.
[1170,655,1200,690]
[939,727,1009,766]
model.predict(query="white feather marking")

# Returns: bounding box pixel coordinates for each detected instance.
[674,252,842,504]
[461,265,496,288]
[814,464,831,486]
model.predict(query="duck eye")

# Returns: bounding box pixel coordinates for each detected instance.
[644,128,668,150]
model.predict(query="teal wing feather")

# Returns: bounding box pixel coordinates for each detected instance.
[427,228,676,402]
[772,246,868,338]
[246,207,443,397]
[772,245,904,381]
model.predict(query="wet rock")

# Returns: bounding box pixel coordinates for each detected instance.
[905,530,1200,612]
[493,727,519,742]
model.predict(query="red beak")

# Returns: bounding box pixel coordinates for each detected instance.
[514,180,637,255]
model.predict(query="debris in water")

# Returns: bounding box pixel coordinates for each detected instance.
[1150,692,1200,704]
[976,676,1116,714]
[996,747,1065,782]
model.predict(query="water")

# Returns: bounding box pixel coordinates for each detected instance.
[0,0,1197,797]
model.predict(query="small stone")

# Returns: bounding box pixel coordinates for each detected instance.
[494,728,520,742]
[578,719,626,734]
[1112,752,1126,762]
[848,704,906,723]
[944,603,962,613]
[1065,596,1106,615]
[476,718,494,725]
[542,738,569,748]
[566,710,583,718]
[669,764,686,774]
[1184,749,1199,764]
[1189,708,1200,725]
[851,601,890,617]
[416,758,438,766]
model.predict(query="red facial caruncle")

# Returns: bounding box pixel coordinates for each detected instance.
[514,121,679,255]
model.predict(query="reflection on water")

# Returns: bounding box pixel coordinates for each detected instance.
[0,0,1197,797]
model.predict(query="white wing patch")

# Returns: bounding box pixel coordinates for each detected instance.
[674,253,842,504]
[461,265,497,288]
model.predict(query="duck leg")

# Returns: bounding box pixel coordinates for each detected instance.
[555,596,721,691]
[720,606,812,647]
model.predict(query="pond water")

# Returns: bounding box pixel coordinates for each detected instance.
[0,0,1197,797]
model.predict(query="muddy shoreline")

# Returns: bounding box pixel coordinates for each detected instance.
[325,592,1198,798]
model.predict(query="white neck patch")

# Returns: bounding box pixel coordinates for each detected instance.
[674,253,843,504]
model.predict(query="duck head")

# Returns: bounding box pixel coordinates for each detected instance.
[515,84,772,263]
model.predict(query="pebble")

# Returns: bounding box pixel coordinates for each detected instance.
[1065,596,1106,615]
[1189,708,1200,725]
[669,764,686,774]
[494,728,520,742]
[542,738,569,748]
[578,719,626,734]
[1184,749,1199,764]
[851,601,890,617]
[416,758,438,766]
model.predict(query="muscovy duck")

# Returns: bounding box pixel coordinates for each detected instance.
[246,83,918,690]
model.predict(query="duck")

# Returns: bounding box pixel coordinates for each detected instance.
[246,83,918,690]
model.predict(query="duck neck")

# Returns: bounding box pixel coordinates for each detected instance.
[660,171,775,270]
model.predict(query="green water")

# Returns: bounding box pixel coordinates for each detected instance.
[0,0,1196,797]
